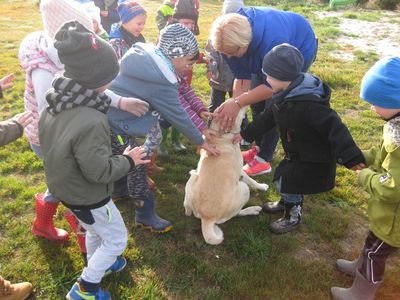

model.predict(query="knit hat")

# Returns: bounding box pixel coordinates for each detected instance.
[173,0,200,35]
[118,0,146,24]
[40,0,94,40]
[360,57,400,109]
[54,21,119,89]
[262,43,304,81]
[158,23,199,59]
[222,0,244,14]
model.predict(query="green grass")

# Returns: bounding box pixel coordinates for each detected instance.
[0,0,399,299]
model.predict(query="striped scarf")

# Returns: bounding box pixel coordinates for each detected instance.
[46,76,111,115]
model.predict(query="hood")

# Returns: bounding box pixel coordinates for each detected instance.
[285,73,328,102]
[110,43,177,97]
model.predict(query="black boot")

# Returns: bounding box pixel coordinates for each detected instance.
[269,201,302,234]
[262,199,284,214]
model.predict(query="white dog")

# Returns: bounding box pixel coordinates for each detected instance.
[184,106,268,245]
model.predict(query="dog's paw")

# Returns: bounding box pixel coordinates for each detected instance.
[185,207,193,216]
[239,205,262,216]
[258,183,269,191]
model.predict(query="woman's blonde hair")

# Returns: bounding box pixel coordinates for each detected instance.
[210,13,252,55]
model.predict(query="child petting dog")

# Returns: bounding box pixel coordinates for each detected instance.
[234,44,366,234]
[331,57,400,300]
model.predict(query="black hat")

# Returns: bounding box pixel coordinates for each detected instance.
[54,21,119,89]
[262,43,304,81]
[173,0,200,35]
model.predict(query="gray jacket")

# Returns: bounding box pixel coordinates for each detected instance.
[108,43,204,145]
[0,119,23,147]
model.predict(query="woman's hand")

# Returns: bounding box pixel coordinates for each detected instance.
[198,142,220,156]
[215,98,239,132]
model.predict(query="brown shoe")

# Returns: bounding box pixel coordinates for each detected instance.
[0,276,32,300]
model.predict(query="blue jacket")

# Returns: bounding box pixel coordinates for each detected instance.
[107,43,204,145]
[225,7,317,80]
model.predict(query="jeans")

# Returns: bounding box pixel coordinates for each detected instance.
[276,177,303,204]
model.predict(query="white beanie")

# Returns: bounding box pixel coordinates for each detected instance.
[222,0,244,14]
[40,0,94,40]
[81,2,101,24]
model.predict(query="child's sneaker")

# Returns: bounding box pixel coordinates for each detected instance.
[241,146,259,163]
[243,159,272,176]
[66,282,110,300]
[104,256,127,277]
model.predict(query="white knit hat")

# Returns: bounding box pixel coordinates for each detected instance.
[222,0,244,14]
[40,0,94,40]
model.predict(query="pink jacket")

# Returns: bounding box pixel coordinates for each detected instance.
[18,31,63,146]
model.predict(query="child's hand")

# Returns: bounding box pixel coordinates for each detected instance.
[232,133,243,144]
[200,111,214,120]
[123,145,151,165]
[13,111,33,128]
[198,142,220,156]
[202,128,216,141]
[350,163,366,171]
[119,97,149,117]
[100,10,109,17]
[0,73,14,91]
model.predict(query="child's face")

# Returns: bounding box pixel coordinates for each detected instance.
[123,13,147,37]
[370,105,400,120]
[179,19,196,32]
[171,55,196,74]
[266,76,290,93]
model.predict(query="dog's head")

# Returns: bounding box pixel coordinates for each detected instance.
[209,105,248,135]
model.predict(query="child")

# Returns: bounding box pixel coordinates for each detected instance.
[39,21,149,299]
[107,23,219,233]
[331,57,400,300]
[237,44,365,234]
[93,0,119,33]
[156,0,177,30]
[109,0,147,60]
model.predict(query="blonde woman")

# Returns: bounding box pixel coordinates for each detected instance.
[210,7,317,177]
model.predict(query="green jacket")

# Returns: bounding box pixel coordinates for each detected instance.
[156,2,174,30]
[39,106,132,208]
[358,116,400,247]
[0,119,23,147]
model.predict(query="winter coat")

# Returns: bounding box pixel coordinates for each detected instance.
[107,43,204,145]
[0,119,24,147]
[241,74,365,194]
[18,31,63,146]
[93,0,119,33]
[39,84,132,208]
[358,116,400,247]
[109,24,146,60]
[156,1,175,30]
[205,39,234,92]
[225,7,317,80]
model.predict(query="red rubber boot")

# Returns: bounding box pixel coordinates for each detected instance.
[64,210,87,254]
[31,193,69,241]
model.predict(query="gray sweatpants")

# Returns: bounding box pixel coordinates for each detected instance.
[76,200,128,285]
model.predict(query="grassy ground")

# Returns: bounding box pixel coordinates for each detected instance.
[0,0,399,299]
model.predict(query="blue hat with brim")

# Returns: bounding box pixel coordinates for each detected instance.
[360,57,400,109]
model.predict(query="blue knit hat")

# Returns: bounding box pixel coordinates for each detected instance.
[118,0,146,24]
[360,57,400,109]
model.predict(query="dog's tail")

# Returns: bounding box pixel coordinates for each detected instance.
[201,219,224,245]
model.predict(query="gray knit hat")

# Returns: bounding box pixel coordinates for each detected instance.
[54,21,119,89]
[222,0,244,14]
[158,23,199,59]
[262,44,304,81]
[173,0,200,35]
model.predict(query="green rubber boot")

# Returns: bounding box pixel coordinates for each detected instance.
[171,128,187,152]
[158,128,170,157]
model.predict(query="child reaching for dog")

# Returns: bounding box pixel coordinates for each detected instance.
[331,57,400,300]
[234,44,365,234]
[39,21,149,299]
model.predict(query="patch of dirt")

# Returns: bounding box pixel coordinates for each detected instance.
[315,10,400,61]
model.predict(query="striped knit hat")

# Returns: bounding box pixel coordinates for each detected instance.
[40,0,94,40]
[158,23,198,59]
